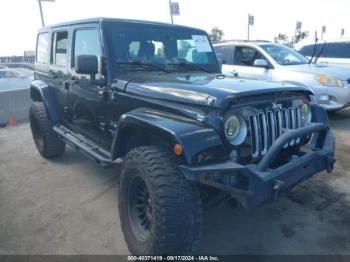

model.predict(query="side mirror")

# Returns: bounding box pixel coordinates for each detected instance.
[75,55,98,76]
[217,57,223,70]
[253,59,268,68]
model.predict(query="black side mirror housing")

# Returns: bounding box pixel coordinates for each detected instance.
[75,55,98,76]
[217,57,223,70]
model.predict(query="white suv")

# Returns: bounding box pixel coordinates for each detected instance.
[214,41,350,112]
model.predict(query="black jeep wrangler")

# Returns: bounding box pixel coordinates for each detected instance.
[29,18,335,254]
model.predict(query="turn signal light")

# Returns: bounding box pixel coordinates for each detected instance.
[173,144,183,155]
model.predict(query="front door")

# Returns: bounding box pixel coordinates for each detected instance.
[67,25,112,148]
[222,45,272,80]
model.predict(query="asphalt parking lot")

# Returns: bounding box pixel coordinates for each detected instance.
[0,110,350,255]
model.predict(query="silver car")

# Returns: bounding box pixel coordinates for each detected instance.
[214,41,350,111]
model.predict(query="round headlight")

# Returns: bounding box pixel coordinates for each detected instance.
[225,115,240,137]
[300,103,311,124]
[224,114,247,145]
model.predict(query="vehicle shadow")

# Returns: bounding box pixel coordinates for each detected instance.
[42,127,350,255]
[199,173,350,254]
[328,108,350,131]
[49,147,121,210]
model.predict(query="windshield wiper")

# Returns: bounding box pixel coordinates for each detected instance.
[165,62,211,73]
[115,62,169,73]
[308,37,318,64]
[314,42,327,64]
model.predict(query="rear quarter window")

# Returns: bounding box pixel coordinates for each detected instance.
[323,43,350,58]
[214,46,234,64]
[36,33,49,64]
[300,42,350,58]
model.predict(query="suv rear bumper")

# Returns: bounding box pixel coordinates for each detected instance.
[180,123,335,208]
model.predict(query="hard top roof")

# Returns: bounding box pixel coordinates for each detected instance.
[39,17,205,32]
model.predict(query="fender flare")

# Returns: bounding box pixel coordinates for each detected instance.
[111,108,226,165]
[30,80,59,122]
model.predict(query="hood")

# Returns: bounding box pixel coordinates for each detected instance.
[285,64,350,80]
[119,73,312,108]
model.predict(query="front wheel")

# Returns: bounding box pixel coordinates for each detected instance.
[118,146,202,255]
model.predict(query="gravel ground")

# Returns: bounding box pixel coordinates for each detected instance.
[0,109,350,255]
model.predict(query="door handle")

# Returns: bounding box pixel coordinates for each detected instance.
[231,70,239,77]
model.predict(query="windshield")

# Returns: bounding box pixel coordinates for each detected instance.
[260,44,309,65]
[104,21,220,73]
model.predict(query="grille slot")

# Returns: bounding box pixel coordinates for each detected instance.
[258,112,268,155]
[249,114,260,158]
[249,107,301,158]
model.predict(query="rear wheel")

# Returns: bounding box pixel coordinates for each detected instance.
[118,146,202,255]
[29,102,65,158]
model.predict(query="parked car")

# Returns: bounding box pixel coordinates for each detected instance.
[214,41,350,112]
[29,18,335,254]
[298,40,350,70]
[0,67,34,92]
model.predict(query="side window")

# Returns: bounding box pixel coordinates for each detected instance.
[52,31,68,66]
[153,41,165,59]
[36,33,49,64]
[74,29,100,65]
[127,40,164,62]
[299,45,313,57]
[299,44,322,57]
[233,46,263,66]
[324,43,350,58]
[177,39,195,61]
[214,46,234,64]
[129,41,140,59]
[177,39,209,64]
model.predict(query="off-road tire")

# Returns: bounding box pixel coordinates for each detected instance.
[29,102,65,158]
[118,146,202,255]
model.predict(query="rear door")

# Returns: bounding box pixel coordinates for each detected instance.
[49,29,70,120]
[213,45,234,73]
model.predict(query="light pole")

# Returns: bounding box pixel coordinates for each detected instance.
[37,0,55,27]
[247,18,250,41]
[169,0,173,24]
[321,26,326,40]
[168,0,179,24]
[37,0,45,27]
[247,14,254,41]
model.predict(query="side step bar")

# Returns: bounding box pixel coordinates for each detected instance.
[53,124,123,167]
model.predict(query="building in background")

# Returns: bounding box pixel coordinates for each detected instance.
[24,50,35,57]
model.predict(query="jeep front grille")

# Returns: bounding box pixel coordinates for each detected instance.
[249,107,301,158]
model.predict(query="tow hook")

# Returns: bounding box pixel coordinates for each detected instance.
[273,180,285,200]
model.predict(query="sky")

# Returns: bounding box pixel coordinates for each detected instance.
[1,0,350,56]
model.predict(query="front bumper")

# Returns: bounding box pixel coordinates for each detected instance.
[312,85,350,111]
[180,122,335,209]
